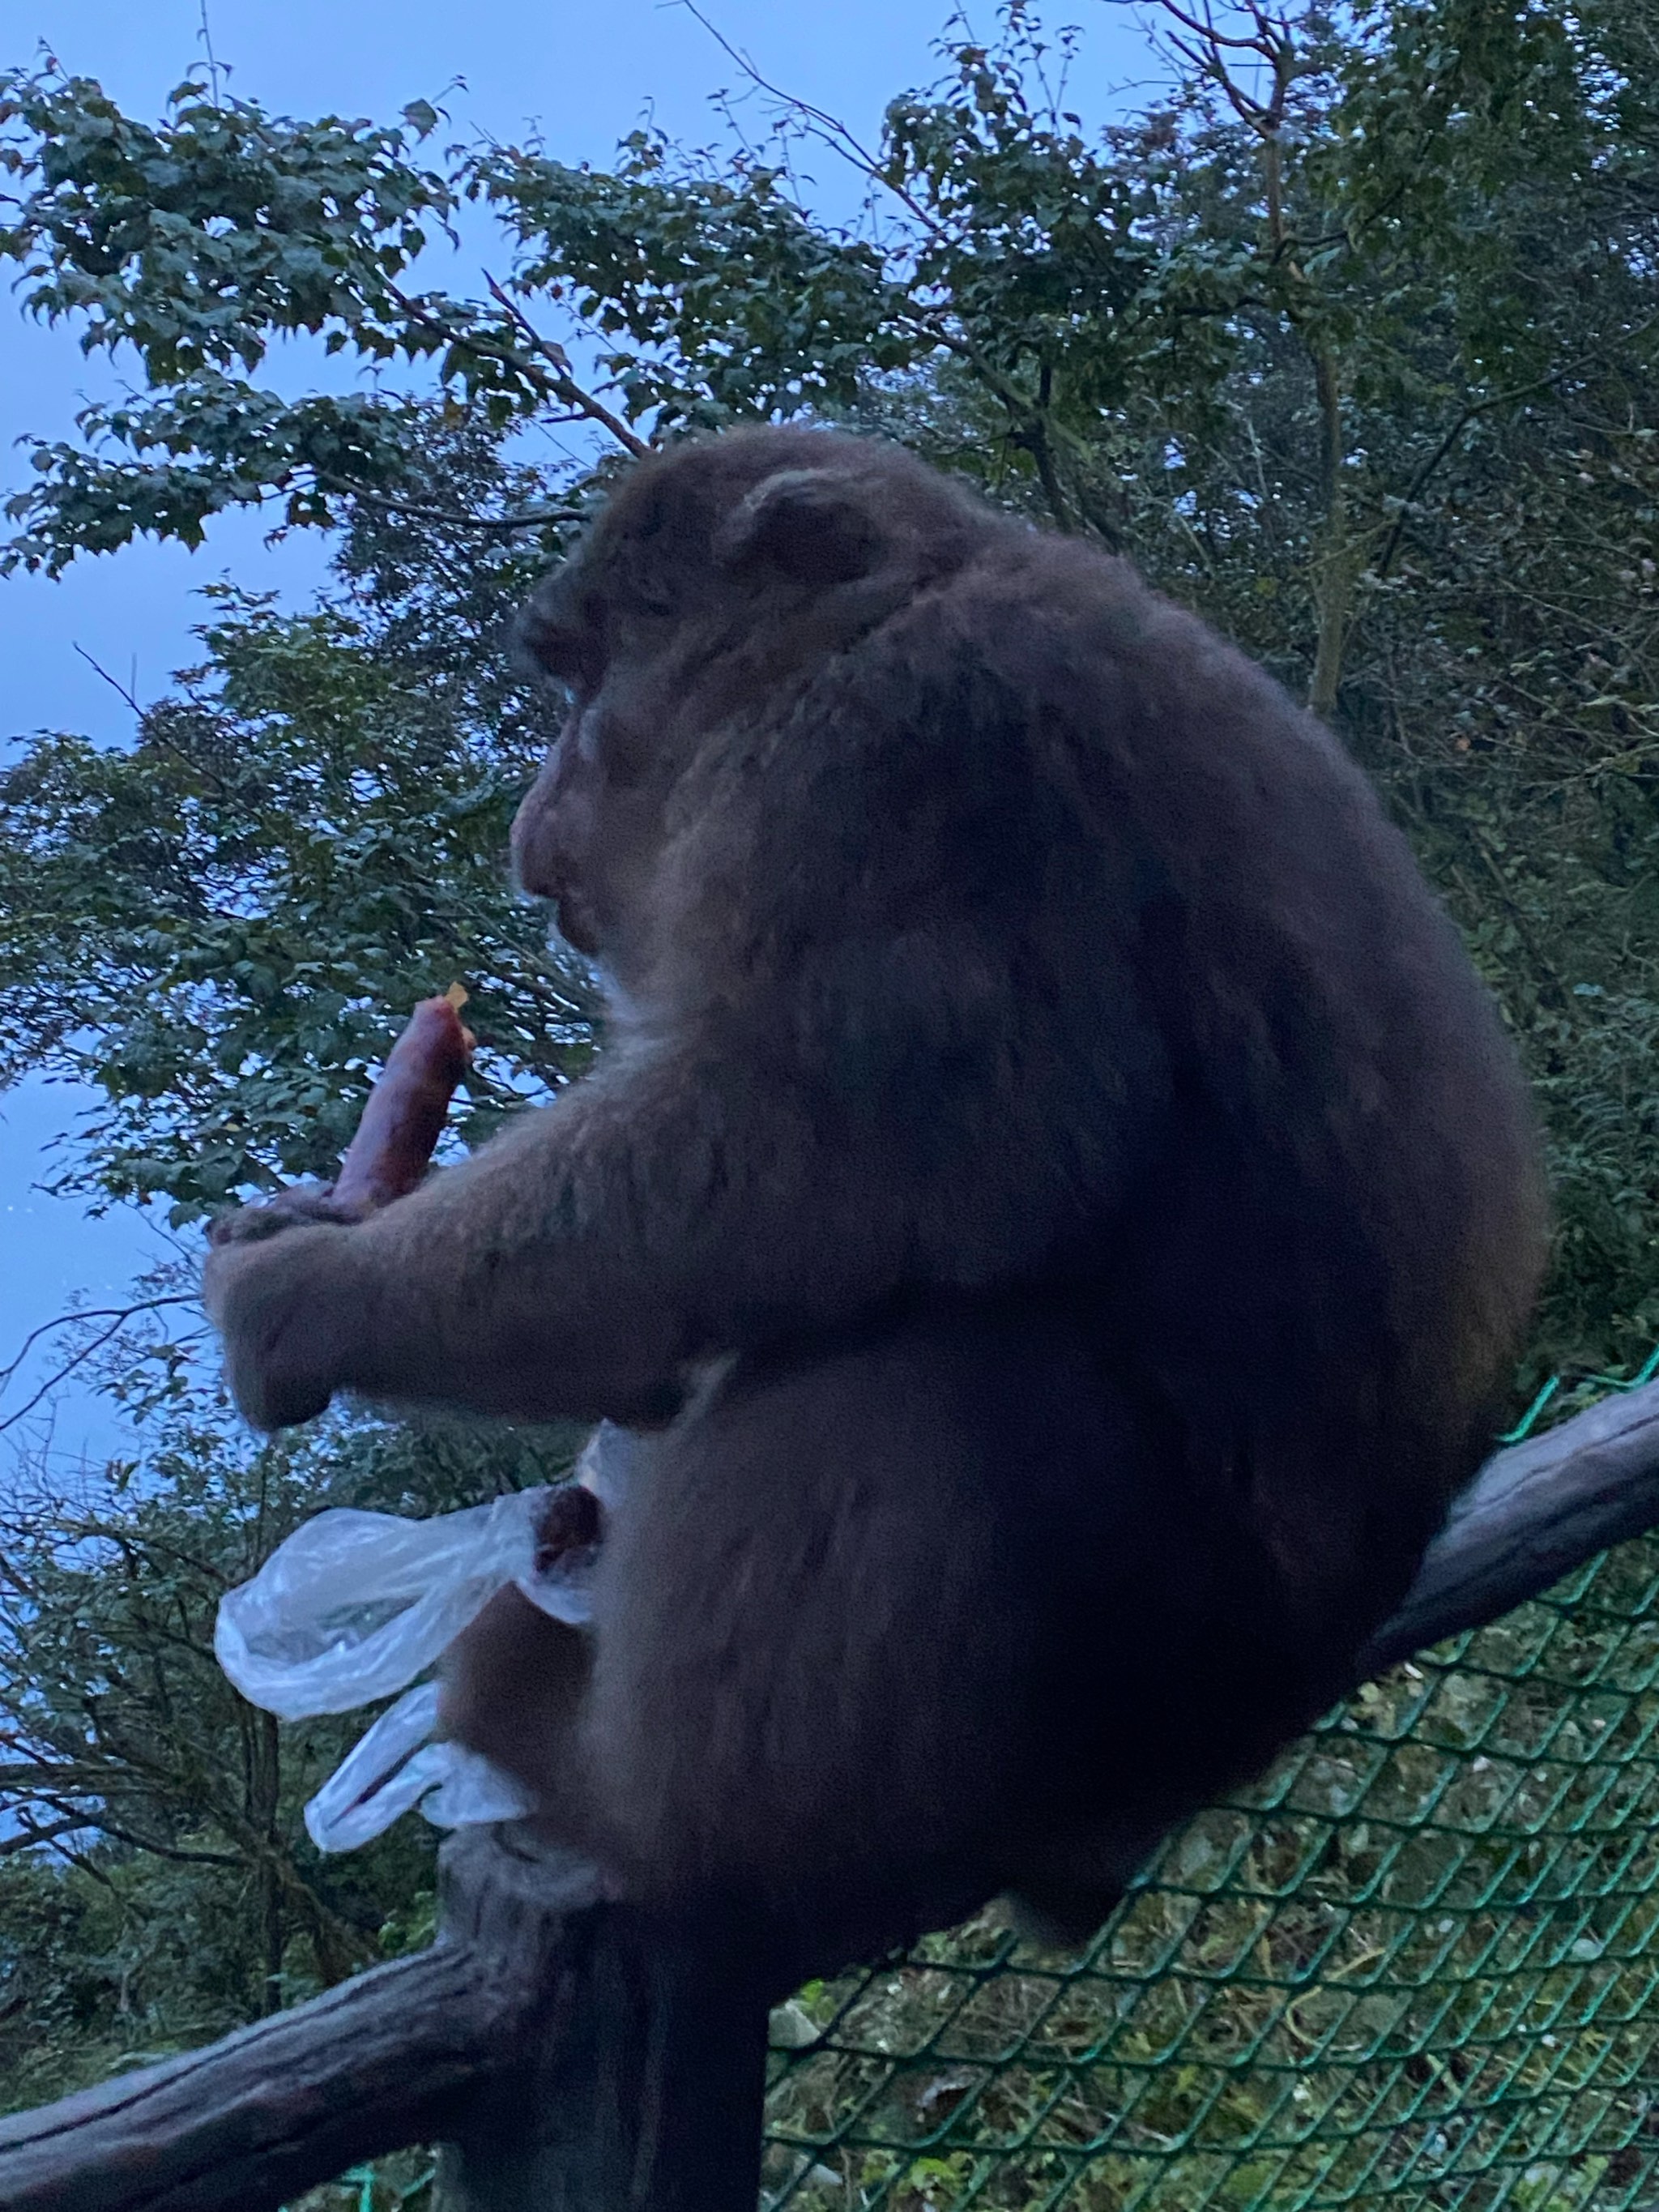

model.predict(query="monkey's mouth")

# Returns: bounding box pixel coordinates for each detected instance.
[550,894,601,959]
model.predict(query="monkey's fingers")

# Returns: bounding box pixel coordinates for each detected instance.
[207,1181,365,1245]
[532,1480,604,1575]
[332,992,476,1213]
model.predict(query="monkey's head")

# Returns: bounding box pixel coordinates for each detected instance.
[512,428,987,981]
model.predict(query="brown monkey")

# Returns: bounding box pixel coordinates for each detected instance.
[206,427,1547,1971]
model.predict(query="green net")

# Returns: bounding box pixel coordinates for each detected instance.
[762,1379,1659,2212]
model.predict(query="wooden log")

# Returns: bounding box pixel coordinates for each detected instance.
[432,1839,770,2212]
[0,1833,770,2212]
[1358,1378,1659,1678]
[0,1835,597,2212]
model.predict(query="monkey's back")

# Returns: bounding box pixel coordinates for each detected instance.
[446,425,1551,1958]
[980,532,1548,1659]
[696,508,1549,1695]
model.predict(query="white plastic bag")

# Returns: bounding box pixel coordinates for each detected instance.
[215,1473,605,1853]
[299,1680,533,1851]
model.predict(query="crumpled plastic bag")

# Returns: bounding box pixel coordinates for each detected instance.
[299,1677,531,1852]
[215,1458,609,1854]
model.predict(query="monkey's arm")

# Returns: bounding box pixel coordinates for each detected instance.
[204,1036,938,1430]
[203,955,1133,1433]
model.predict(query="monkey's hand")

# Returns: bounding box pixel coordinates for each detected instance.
[208,1182,369,1243]
[204,1197,365,1430]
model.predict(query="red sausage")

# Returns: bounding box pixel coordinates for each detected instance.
[332,995,475,1211]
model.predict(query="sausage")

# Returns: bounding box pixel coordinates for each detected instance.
[331,987,475,1211]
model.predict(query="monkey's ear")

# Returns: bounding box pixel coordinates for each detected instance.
[713,468,885,587]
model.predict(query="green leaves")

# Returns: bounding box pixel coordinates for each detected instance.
[5,0,1659,2112]
[0,65,467,572]
[0,579,597,1222]
[0,66,451,376]
[467,134,912,429]
[0,1355,582,2097]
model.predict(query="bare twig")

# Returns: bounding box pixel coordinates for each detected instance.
[316,476,588,535]
[0,1296,198,1437]
[675,0,953,246]
[480,274,573,378]
[1372,310,1659,582]
[197,2,222,105]
[70,644,147,722]
[1156,1,1287,57]
[0,1816,84,1860]
[0,1300,194,1392]
[71,648,236,796]
[384,280,649,459]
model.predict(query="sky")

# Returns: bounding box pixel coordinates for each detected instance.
[0,0,1155,1470]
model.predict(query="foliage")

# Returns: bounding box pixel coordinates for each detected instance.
[0,542,596,1221]
[762,1533,1659,2212]
[3,0,1659,1352]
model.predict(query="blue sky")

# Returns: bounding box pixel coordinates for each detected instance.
[0,0,1154,1469]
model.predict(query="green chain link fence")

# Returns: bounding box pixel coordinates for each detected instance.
[759,1359,1659,2212]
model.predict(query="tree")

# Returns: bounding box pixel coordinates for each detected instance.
[5,0,1659,2122]
[0,549,596,1221]
[6,0,1659,1345]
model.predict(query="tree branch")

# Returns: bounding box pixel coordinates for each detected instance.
[1358,1378,1659,1676]
[1155,1,1287,58]
[0,1300,191,1394]
[1372,310,1659,582]
[0,1296,198,1437]
[1307,344,1350,716]
[0,1834,771,2212]
[383,281,649,460]
[71,650,236,796]
[0,1816,85,1860]
[676,0,954,246]
[315,476,588,536]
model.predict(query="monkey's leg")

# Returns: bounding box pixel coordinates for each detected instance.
[1001,1816,1173,1948]
[574,1305,1189,1969]
[438,1586,596,1834]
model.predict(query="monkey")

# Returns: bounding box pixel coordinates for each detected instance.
[205,425,1548,1978]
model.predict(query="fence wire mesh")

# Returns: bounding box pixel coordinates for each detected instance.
[763,1527,1659,2212]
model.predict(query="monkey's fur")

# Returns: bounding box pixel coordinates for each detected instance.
[206,427,1547,1971]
